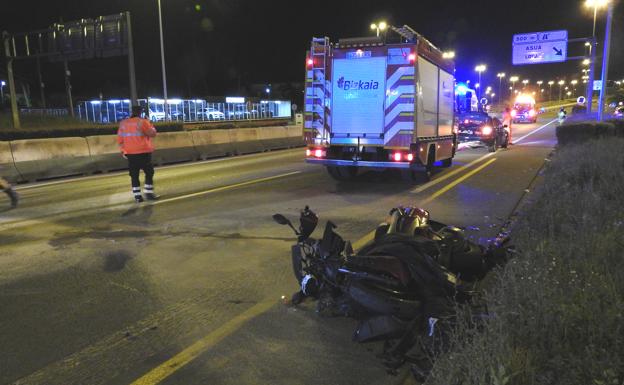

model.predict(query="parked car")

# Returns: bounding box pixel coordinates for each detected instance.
[198,108,225,120]
[456,112,509,152]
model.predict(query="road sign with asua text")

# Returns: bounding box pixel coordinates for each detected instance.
[512,30,568,65]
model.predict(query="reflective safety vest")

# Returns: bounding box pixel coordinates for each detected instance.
[117,117,157,155]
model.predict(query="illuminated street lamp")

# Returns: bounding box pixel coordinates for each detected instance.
[509,75,519,95]
[571,79,578,95]
[558,80,565,100]
[582,58,591,66]
[496,72,505,102]
[442,51,455,59]
[522,79,529,91]
[548,80,555,100]
[370,21,388,37]
[475,64,486,97]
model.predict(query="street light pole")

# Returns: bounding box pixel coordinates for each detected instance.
[598,2,613,121]
[157,0,169,120]
[548,81,554,101]
[475,65,486,98]
[497,73,505,103]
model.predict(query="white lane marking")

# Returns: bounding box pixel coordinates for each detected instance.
[514,119,557,144]
[14,148,302,191]
[151,171,301,205]
[0,171,302,230]
[411,152,496,194]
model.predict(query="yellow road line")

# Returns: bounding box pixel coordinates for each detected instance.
[420,158,496,205]
[354,158,497,251]
[128,157,498,385]
[411,152,495,194]
[129,300,275,385]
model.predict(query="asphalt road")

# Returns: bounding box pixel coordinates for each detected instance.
[0,117,557,385]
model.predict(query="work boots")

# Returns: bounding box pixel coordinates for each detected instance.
[144,184,159,201]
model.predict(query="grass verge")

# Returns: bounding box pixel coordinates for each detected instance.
[426,138,624,385]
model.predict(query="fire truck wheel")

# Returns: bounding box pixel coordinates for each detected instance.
[440,158,452,168]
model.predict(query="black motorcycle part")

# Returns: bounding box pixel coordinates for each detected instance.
[320,221,345,258]
[291,244,304,283]
[345,254,411,286]
[299,206,318,240]
[345,280,422,320]
[353,315,410,343]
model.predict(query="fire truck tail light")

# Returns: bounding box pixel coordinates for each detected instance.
[407,153,414,162]
[307,58,314,67]
[393,152,402,162]
[306,149,311,157]
[408,53,416,62]
[315,149,324,158]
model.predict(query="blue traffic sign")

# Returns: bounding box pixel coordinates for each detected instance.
[512,30,568,65]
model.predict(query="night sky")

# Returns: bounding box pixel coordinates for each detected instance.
[1,0,622,103]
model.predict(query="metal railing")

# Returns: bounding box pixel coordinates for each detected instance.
[76,98,292,124]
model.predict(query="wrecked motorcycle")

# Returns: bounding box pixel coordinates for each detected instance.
[273,206,510,379]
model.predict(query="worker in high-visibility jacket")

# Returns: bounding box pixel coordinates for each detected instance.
[117,105,159,202]
[501,106,513,145]
[0,177,18,208]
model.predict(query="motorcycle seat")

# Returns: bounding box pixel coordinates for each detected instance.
[345,254,411,286]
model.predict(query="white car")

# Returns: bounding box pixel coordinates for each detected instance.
[148,109,167,122]
[198,108,225,120]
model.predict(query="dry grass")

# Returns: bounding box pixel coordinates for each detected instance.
[426,138,624,385]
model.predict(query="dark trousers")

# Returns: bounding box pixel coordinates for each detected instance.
[127,153,154,188]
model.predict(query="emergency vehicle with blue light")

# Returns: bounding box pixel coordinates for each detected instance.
[303,25,456,180]
[512,94,538,124]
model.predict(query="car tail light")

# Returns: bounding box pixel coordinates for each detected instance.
[511,109,517,117]
[314,149,326,158]
[407,153,414,162]
[393,152,402,161]
[529,109,536,117]
[481,126,493,136]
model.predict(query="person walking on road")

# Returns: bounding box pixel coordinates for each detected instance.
[118,106,159,203]
[502,106,513,145]
[0,177,18,208]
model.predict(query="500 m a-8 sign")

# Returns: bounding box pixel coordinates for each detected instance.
[512,30,568,65]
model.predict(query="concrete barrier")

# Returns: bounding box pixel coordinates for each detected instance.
[285,125,305,147]
[190,129,235,160]
[151,132,200,165]
[0,125,303,183]
[10,137,93,182]
[0,141,21,183]
[257,126,291,149]
[228,127,264,154]
[86,135,128,172]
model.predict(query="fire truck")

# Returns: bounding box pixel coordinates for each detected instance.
[303,25,456,181]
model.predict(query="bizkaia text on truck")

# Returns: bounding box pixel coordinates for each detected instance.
[303,25,457,181]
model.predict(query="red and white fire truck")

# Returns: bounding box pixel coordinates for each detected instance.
[303,25,456,180]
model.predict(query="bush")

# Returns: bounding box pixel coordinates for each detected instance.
[426,138,624,385]
[556,121,624,145]
[0,122,184,141]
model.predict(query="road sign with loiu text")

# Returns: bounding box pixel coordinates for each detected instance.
[512,30,568,65]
